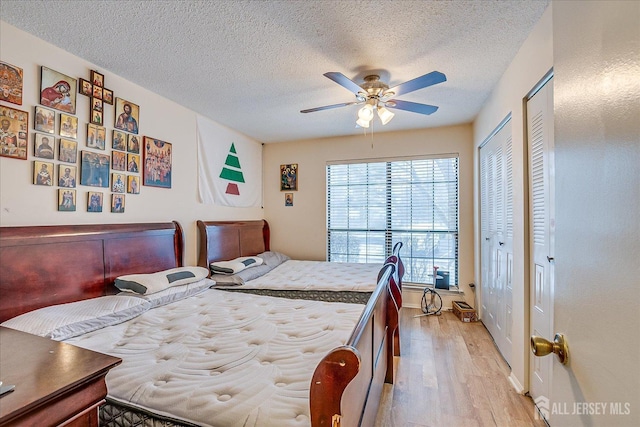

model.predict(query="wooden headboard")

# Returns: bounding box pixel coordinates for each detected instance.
[0,222,183,322]
[197,220,270,268]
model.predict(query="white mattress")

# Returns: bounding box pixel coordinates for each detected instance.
[65,289,364,427]
[237,260,382,292]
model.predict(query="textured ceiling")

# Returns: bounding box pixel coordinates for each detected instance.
[1,0,549,143]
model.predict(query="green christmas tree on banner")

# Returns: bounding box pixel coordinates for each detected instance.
[219,143,245,195]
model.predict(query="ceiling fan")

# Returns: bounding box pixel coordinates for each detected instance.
[300,71,447,128]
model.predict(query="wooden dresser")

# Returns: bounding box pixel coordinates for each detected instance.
[0,326,121,426]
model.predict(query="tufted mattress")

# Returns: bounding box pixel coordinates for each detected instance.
[225,260,382,292]
[64,289,364,427]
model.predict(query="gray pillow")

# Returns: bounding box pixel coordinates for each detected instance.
[257,251,290,267]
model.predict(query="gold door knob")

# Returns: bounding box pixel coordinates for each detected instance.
[530,333,569,365]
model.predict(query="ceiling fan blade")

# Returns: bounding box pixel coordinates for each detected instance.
[300,101,359,113]
[386,99,439,115]
[385,71,446,97]
[324,72,366,96]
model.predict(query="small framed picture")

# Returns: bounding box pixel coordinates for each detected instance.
[59,113,78,139]
[0,106,28,160]
[59,138,77,163]
[80,150,110,187]
[112,130,127,151]
[112,150,126,171]
[79,78,92,96]
[127,153,140,173]
[34,133,55,159]
[90,110,103,126]
[40,66,77,114]
[33,160,54,185]
[127,134,140,153]
[58,189,76,211]
[92,85,103,100]
[127,175,140,194]
[115,97,139,134]
[34,105,55,134]
[280,163,298,191]
[58,164,77,188]
[91,97,103,112]
[103,88,114,105]
[112,172,126,193]
[0,61,24,105]
[87,191,103,212]
[90,70,104,88]
[285,192,293,206]
[87,123,106,150]
[143,136,172,188]
[111,193,125,213]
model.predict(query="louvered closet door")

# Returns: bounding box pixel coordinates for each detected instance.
[479,119,513,365]
[528,77,554,407]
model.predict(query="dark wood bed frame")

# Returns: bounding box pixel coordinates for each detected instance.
[1,221,401,427]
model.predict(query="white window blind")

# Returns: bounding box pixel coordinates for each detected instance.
[327,156,459,286]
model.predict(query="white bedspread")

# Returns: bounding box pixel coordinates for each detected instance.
[65,289,364,427]
[238,260,382,292]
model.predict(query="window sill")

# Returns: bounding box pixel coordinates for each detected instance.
[403,283,464,296]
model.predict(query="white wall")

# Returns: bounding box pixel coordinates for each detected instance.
[0,22,263,265]
[472,6,553,391]
[262,124,476,304]
[551,1,640,425]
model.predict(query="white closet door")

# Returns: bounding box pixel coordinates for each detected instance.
[479,119,513,365]
[527,77,554,409]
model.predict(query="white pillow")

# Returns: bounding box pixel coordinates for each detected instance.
[115,266,209,295]
[1,296,150,341]
[126,278,214,308]
[210,256,263,275]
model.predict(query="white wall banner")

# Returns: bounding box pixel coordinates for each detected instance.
[196,115,262,207]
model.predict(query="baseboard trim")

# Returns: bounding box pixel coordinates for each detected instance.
[508,372,526,395]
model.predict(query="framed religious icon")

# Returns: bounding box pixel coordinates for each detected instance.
[58,138,77,163]
[127,175,140,194]
[34,105,55,134]
[90,110,103,126]
[0,106,28,159]
[280,163,298,191]
[90,70,104,88]
[111,193,125,213]
[0,61,23,105]
[112,150,126,171]
[112,130,127,151]
[143,136,172,188]
[33,160,54,186]
[114,97,139,134]
[127,153,140,173]
[127,134,140,153]
[91,97,103,113]
[87,191,103,212]
[80,150,110,187]
[58,164,77,188]
[79,78,93,96]
[87,123,106,150]
[57,189,76,212]
[34,133,55,159]
[92,85,103,100]
[103,88,114,105]
[111,172,126,193]
[285,192,293,206]
[40,66,77,114]
[59,113,78,139]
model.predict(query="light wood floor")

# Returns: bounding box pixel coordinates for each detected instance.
[375,309,547,427]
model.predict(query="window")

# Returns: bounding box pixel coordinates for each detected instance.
[327,156,459,286]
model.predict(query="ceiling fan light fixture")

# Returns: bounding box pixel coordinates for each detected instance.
[356,117,370,128]
[377,106,395,125]
[358,103,374,121]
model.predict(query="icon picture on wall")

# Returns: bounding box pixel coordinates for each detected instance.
[285,192,293,206]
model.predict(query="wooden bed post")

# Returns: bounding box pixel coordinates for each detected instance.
[310,347,360,426]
